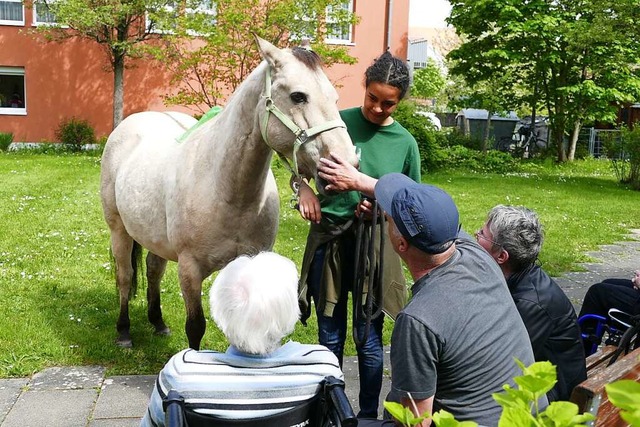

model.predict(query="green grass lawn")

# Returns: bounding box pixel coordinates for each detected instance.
[1,152,638,378]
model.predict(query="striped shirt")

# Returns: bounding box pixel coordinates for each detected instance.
[141,341,343,427]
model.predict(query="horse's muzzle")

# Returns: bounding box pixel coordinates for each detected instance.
[315,175,337,196]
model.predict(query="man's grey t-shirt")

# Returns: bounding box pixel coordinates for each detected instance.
[389,237,537,425]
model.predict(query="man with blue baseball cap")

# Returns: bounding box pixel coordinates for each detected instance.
[361,173,541,426]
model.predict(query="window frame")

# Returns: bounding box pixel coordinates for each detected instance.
[0,66,27,116]
[324,0,354,45]
[32,0,60,26]
[146,0,216,35]
[0,0,25,26]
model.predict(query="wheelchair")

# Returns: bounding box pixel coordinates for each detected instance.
[163,376,358,427]
[578,309,638,359]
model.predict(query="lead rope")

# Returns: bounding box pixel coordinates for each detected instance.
[352,198,385,349]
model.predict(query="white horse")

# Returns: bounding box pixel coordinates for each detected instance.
[100,36,358,349]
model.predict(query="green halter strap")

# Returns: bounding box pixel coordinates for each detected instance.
[260,65,346,178]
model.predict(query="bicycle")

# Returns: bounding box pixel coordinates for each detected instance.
[497,119,547,158]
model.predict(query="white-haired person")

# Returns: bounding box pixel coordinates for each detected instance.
[141,252,343,427]
[476,205,586,402]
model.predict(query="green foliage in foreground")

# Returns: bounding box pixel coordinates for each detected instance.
[385,360,594,427]
[605,379,640,426]
[0,153,639,378]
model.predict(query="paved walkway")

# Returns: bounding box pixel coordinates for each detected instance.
[1,230,638,426]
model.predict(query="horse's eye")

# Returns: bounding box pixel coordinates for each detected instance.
[290,92,307,104]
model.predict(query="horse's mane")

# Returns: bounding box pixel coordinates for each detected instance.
[291,47,322,70]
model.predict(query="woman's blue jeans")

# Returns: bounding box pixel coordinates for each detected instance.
[309,241,384,419]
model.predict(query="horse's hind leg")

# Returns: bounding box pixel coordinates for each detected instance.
[111,228,136,348]
[146,252,170,336]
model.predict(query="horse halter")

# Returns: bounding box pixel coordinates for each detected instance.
[260,65,347,178]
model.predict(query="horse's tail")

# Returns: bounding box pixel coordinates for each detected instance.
[129,241,143,300]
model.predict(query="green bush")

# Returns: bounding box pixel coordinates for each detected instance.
[440,128,484,151]
[0,132,13,151]
[436,145,518,174]
[392,102,520,174]
[602,125,640,190]
[55,117,96,152]
[392,101,443,173]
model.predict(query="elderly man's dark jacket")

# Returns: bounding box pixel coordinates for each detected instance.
[507,265,587,401]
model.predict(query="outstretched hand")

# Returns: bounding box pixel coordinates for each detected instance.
[318,152,362,193]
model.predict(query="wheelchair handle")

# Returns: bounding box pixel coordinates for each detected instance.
[164,389,186,427]
[325,377,358,427]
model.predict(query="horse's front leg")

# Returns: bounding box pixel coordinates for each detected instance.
[178,257,206,350]
[111,230,136,348]
[146,252,170,336]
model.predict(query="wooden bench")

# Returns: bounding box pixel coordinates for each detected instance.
[570,346,640,426]
[585,345,617,375]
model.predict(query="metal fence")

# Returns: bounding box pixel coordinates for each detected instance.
[587,128,621,158]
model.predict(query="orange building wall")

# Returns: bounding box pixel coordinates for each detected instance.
[0,0,410,143]
[331,0,410,110]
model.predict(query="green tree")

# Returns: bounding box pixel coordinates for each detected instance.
[447,0,640,162]
[33,0,168,127]
[412,59,447,103]
[148,0,358,111]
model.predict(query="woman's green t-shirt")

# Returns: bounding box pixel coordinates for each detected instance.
[319,107,421,223]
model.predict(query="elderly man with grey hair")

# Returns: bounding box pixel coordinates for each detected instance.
[476,205,586,401]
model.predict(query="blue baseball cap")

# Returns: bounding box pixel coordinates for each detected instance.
[374,173,460,254]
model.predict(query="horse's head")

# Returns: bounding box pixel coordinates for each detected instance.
[255,36,358,196]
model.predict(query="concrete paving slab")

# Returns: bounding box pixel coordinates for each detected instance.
[92,375,155,420]
[89,419,142,426]
[0,379,27,425]
[342,346,391,417]
[28,366,105,391]
[2,389,97,427]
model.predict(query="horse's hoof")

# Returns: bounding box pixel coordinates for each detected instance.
[116,338,133,348]
[154,327,171,336]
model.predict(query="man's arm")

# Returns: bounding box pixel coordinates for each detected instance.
[399,396,434,427]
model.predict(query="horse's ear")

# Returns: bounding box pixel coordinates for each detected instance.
[254,35,285,70]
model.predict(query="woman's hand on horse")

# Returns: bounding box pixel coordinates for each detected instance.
[319,153,376,197]
[298,181,321,223]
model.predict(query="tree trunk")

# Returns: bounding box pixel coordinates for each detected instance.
[112,52,125,129]
[567,119,581,161]
[483,111,493,154]
[551,110,567,162]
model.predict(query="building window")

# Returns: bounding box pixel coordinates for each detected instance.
[0,67,26,115]
[291,2,354,45]
[0,0,24,25]
[33,0,58,25]
[147,0,216,34]
[325,1,353,44]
